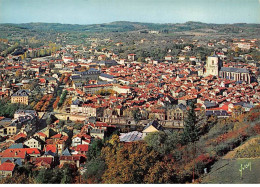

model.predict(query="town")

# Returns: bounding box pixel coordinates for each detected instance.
[0,21,259,184]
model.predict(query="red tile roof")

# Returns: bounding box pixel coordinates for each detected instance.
[36,132,47,138]
[51,133,62,139]
[60,155,81,161]
[75,144,89,152]
[0,160,15,171]
[1,149,26,159]
[45,144,57,153]
[30,157,53,165]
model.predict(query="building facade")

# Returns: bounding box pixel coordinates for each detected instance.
[11,90,29,105]
[219,67,251,83]
[204,55,219,77]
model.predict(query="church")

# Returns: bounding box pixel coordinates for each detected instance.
[204,55,251,83]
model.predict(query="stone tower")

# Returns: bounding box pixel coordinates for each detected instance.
[204,55,219,77]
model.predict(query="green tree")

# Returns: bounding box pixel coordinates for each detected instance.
[181,101,200,145]
[83,158,106,183]
[87,138,104,161]
[35,169,53,183]
[61,166,73,184]
[145,131,180,155]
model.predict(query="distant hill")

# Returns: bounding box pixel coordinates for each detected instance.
[0,21,259,33]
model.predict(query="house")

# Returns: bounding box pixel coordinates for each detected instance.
[0,160,16,177]
[5,124,17,136]
[43,144,57,157]
[14,110,37,120]
[83,84,113,95]
[202,101,218,109]
[98,55,107,61]
[34,132,47,141]
[24,137,45,150]
[90,129,105,139]
[71,134,91,147]
[46,134,68,155]
[166,106,186,127]
[113,85,131,94]
[142,120,163,138]
[0,148,40,165]
[178,56,185,61]
[165,56,173,61]
[11,90,30,105]
[30,157,53,169]
[99,73,114,82]
[74,144,89,155]
[184,46,192,51]
[205,110,230,118]
[128,54,136,61]
[0,149,27,165]
[71,136,82,147]
[59,155,84,168]
[149,108,165,121]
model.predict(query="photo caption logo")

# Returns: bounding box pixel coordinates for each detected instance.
[239,162,252,178]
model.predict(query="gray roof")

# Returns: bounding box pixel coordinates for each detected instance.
[100,73,114,79]
[234,102,254,109]
[204,101,218,108]
[120,131,143,142]
[98,60,118,66]
[220,67,249,73]
[12,89,30,97]
[72,99,81,105]
[44,150,56,157]
[75,69,100,75]
[8,143,24,149]
[74,82,83,86]
[14,110,36,115]
[71,75,81,80]
[1,158,22,166]
[90,129,104,134]
[206,110,229,117]
[62,148,71,156]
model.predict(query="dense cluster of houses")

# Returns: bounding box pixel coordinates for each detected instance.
[0,36,259,178]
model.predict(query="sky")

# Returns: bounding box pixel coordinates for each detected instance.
[0,0,259,24]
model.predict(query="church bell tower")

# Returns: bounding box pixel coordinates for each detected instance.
[204,55,219,77]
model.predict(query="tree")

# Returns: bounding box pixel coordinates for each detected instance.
[15,70,22,78]
[83,158,106,183]
[145,131,180,155]
[144,155,178,183]
[53,96,60,109]
[35,168,53,183]
[58,90,68,107]
[132,108,142,125]
[61,165,73,184]
[87,138,104,161]
[181,101,200,145]
[101,137,159,184]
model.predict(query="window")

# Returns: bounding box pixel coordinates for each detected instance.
[212,60,214,65]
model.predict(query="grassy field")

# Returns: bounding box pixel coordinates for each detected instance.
[202,158,260,184]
